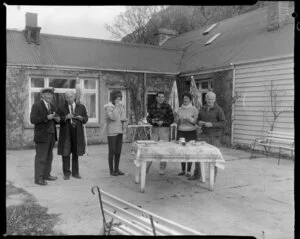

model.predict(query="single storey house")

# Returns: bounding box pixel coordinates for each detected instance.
[6,1,294,150]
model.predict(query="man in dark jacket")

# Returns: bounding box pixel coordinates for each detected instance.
[147,91,174,175]
[188,91,225,182]
[57,91,88,180]
[30,87,60,186]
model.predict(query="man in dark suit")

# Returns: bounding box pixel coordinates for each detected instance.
[57,91,88,180]
[30,87,60,186]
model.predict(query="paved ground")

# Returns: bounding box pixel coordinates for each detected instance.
[6,143,294,238]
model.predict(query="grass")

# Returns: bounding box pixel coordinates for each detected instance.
[6,181,63,236]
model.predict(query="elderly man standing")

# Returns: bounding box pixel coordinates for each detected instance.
[30,87,60,186]
[188,91,225,181]
[147,91,174,175]
[57,91,88,180]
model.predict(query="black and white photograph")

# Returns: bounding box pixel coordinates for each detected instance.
[5,3,294,238]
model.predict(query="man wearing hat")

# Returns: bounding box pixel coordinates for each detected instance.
[30,87,60,186]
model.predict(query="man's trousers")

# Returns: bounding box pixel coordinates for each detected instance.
[34,134,55,182]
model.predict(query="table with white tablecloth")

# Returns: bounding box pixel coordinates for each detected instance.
[131,140,225,192]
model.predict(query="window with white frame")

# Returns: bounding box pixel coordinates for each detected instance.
[79,79,98,122]
[29,77,99,123]
[107,89,127,116]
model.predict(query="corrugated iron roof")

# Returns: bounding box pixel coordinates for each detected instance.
[7,6,294,75]
[7,30,183,74]
[163,7,294,73]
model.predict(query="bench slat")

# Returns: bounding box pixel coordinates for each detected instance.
[268,131,294,135]
[101,190,202,235]
[254,130,294,152]
[131,218,164,235]
[136,216,179,235]
[103,209,154,235]
[103,199,172,235]
[113,226,132,235]
[118,224,147,235]
[256,137,294,145]
[256,143,294,150]
[268,137,294,141]
[267,132,294,139]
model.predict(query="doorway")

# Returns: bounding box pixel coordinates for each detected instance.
[146,93,157,113]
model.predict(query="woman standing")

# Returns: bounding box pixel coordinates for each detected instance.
[104,90,128,176]
[174,92,199,177]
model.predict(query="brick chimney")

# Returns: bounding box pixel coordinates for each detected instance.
[154,28,178,46]
[23,12,41,44]
[267,1,294,31]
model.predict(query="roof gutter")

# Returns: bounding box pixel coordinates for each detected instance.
[179,54,294,77]
[179,65,233,77]
[7,63,180,76]
[232,54,294,66]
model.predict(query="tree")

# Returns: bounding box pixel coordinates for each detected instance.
[106,4,267,45]
[266,80,293,131]
[105,6,167,44]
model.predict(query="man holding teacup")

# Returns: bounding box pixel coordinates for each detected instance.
[189,91,226,182]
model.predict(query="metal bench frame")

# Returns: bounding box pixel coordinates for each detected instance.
[91,186,203,236]
[250,131,294,165]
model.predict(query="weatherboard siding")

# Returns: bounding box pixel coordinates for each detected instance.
[232,57,294,149]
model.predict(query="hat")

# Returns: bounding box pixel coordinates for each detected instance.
[110,90,122,102]
[41,87,55,94]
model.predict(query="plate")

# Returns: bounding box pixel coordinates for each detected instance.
[136,140,156,144]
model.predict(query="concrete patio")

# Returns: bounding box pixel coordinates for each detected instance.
[6,143,294,238]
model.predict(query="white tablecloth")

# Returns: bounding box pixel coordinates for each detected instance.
[132,141,225,169]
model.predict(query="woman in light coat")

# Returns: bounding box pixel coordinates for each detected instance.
[104,90,128,176]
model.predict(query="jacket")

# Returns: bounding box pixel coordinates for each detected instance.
[57,101,88,156]
[104,102,128,136]
[198,103,226,137]
[147,102,174,127]
[30,100,58,143]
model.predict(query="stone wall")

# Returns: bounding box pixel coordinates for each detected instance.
[6,67,30,149]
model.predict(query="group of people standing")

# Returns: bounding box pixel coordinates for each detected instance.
[30,88,88,186]
[30,87,225,186]
[146,91,225,180]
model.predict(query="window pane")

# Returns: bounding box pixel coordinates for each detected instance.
[53,93,65,108]
[83,93,96,118]
[31,92,42,105]
[202,93,206,105]
[201,82,209,89]
[49,79,76,89]
[84,80,96,89]
[31,78,44,88]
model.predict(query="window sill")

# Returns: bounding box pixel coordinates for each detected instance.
[85,123,101,128]
[24,122,101,129]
